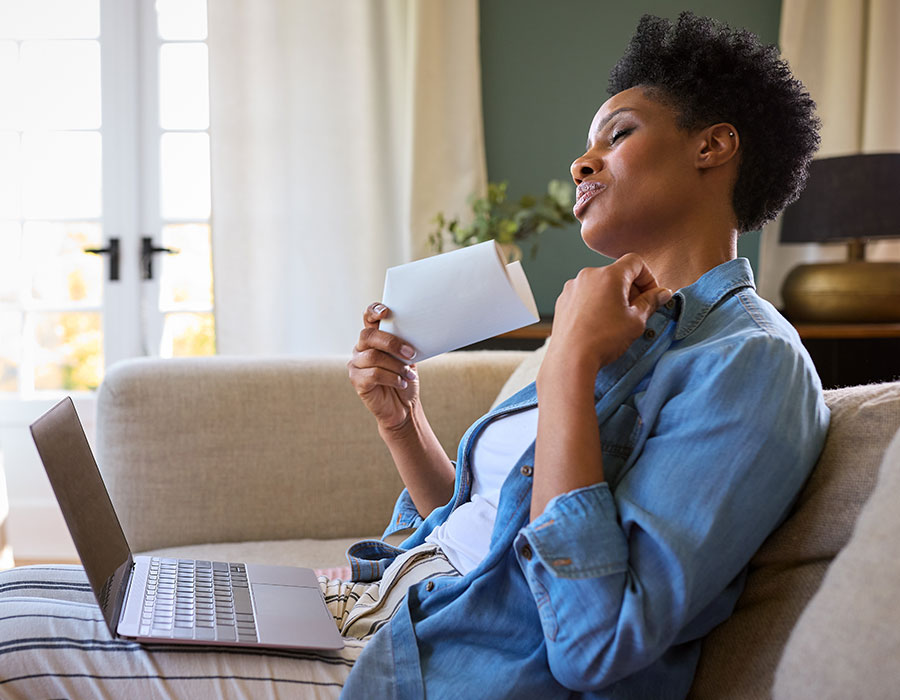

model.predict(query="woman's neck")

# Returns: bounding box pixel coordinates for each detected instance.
[640,224,738,292]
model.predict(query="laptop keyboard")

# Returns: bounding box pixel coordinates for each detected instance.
[140,558,258,642]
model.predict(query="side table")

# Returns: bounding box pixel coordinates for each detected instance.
[793,323,900,389]
[466,320,900,390]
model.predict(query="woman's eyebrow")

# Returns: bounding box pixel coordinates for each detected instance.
[586,107,636,149]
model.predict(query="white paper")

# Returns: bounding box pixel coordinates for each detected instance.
[381,240,540,362]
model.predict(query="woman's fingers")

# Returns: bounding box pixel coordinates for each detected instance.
[363,302,390,329]
[630,285,674,323]
[351,303,419,430]
[349,309,418,396]
[616,252,660,294]
[359,303,417,360]
[354,326,417,362]
[349,365,413,392]
[349,347,417,380]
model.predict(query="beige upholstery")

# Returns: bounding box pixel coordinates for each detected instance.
[689,381,900,699]
[147,534,409,570]
[773,422,900,699]
[98,351,528,555]
[93,351,900,697]
[489,337,549,409]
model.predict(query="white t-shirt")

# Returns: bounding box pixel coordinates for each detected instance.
[425,407,539,575]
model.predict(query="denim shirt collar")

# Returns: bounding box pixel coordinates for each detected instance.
[671,257,755,340]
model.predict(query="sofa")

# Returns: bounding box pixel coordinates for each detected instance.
[92,349,900,698]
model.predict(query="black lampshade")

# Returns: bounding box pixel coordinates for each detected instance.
[779,152,900,244]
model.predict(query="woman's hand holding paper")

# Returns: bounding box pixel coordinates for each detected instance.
[348,303,420,433]
[349,302,455,516]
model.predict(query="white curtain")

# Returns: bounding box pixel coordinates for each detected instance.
[207,0,486,354]
[757,0,900,306]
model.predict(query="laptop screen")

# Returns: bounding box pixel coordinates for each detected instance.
[30,397,133,635]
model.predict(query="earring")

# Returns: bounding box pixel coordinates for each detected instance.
[729,131,735,137]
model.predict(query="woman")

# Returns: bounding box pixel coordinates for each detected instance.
[0,12,828,700]
[341,10,828,699]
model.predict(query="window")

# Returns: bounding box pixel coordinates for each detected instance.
[155,0,215,358]
[0,0,104,393]
[0,0,215,398]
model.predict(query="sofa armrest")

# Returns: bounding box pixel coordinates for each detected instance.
[96,351,529,552]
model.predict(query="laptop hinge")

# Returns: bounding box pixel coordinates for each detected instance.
[116,557,147,638]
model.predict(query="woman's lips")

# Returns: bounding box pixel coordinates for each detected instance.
[573,181,607,219]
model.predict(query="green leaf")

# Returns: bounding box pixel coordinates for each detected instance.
[548,179,573,207]
[426,179,575,251]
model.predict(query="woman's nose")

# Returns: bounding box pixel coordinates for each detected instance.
[570,153,601,185]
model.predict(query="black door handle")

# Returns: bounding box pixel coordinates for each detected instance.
[84,238,120,281]
[141,236,180,280]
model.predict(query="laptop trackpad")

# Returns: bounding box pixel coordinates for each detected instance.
[253,584,343,649]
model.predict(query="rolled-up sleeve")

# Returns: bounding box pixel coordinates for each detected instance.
[519,484,627,578]
[515,334,829,691]
[382,487,425,539]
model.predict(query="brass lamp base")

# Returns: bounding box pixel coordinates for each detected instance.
[782,261,900,323]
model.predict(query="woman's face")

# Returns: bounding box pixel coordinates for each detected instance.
[571,86,700,258]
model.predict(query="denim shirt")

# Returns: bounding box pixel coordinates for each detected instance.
[340,258,830,700]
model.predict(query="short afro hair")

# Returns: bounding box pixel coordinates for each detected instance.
[608,12,820,233]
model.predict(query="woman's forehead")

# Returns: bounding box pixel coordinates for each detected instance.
[589,88,648,133]
[589,87,678,134]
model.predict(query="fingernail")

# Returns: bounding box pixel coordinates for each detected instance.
[400,345,416,359]
[405,367,417,380]
[373,304,386,315]
[658,288,674,305]
[399,378,408,389]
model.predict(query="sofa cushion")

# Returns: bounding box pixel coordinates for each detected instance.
[689,381,900,699]
[144,538,367,569]
[773,425,900,699]
[143,531,411,570]
[490,338,549,409]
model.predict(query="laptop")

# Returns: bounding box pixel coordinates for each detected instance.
[30,397,343,651]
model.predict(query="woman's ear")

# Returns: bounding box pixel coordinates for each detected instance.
[696,123,739,169]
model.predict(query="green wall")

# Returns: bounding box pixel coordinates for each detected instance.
[479,0,782,314]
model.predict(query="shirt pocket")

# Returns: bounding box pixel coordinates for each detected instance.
[598,402,642,487]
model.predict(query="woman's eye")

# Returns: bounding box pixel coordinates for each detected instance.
[610,127,633,144]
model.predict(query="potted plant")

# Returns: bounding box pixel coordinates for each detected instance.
[429,180,575,262]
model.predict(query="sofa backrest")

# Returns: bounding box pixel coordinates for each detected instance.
[688,381,900,699]
[96,352,528,552]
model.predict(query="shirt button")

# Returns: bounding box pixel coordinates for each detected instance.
[425,581,435,592]
[521,544,533,561]
[643,328,656,340]
[665,298,676,310]
[520,464,533,477]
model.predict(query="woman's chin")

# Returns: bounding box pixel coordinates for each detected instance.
[580,227,623,259]
[581,220,652,260]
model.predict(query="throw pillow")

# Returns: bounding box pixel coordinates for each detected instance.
[688,381,900,699]
[490,337,550,410]
[773,424,900,699]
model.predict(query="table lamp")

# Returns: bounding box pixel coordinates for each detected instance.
[779,152,900,323]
